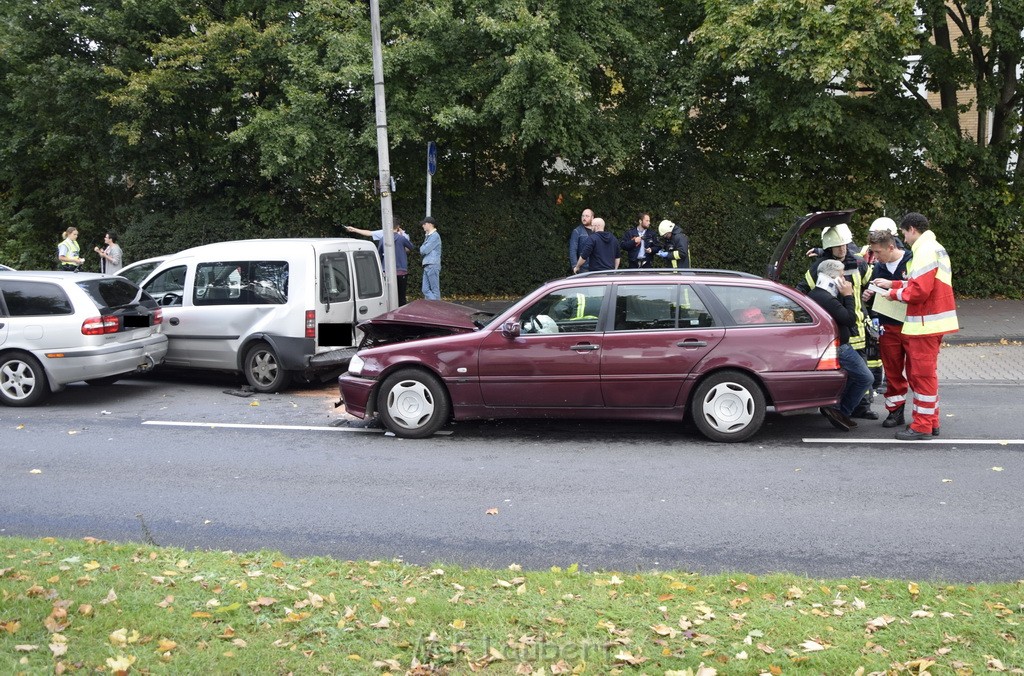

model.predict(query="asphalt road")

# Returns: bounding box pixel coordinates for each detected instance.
[1,367,1022,583]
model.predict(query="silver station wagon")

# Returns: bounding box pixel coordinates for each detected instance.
[0,271,167,406]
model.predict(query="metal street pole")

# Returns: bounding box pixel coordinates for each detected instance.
[370,0,398,310]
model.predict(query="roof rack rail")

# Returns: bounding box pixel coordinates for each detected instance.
[572,268,760,280]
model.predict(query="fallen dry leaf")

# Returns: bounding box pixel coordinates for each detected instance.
[485,508,499,515]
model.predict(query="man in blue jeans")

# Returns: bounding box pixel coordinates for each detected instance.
[419,217,442,300]
[809,258,874,431]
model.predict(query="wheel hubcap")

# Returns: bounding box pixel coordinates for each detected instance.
[700,382,754,433]
[386,380,435,430]
[251,352,277,385]
[1,362,35,400]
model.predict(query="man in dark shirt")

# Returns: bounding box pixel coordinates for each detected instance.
[809,259,874,431]
[573,218,620,272]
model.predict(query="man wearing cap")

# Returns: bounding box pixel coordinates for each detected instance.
[871,212,958,440]
[655,220,690,268]
[809,258,874,431]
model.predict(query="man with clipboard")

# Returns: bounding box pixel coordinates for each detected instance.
[870,213,959,440]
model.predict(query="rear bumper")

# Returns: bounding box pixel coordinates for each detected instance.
[761,370,846,411]
[41,334,168,387]
[338,374,376,419]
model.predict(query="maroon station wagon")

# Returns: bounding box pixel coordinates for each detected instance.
[338,260,848,442]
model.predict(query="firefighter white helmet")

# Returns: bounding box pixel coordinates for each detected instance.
[821,223,853,248]
[869,217,897,235]
[658,220,675,237]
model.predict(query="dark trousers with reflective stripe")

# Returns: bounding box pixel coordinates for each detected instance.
[903,333,942,433]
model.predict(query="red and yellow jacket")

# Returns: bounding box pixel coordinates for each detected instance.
[887,230,958,336]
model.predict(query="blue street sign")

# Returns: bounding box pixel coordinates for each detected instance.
[427,141,437,176]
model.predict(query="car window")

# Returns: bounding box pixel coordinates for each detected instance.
[711,285,812,325]
[321,253,351,303]
[144,265,188,306]
[0,280,74,316]
[353,250,383,299]
[612,284,715,330]
[77,277,147,312]
[194,261,289,306]
[520,285,605,334]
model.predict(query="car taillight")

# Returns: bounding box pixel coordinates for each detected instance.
[81,315,121,335]
[816,339,839,370]
[305,310,315,339]
[152,308,163,325]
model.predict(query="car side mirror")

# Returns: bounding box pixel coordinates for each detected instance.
[501,320,520,338]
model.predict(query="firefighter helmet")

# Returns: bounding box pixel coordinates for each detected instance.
[821,223,853,248]
[658,220,675,237]
[869,217,897,235]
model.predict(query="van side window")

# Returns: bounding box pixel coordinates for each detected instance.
[321,254,351,303]
[0,280,74,316]
[194,261,288,306]
[353,250,383,299]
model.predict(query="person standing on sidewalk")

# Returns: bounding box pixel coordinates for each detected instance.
[419,217,442,300]
[574,217,620,272]
[345,220,415,305]
[620,212,658,268]
[569,209,594,274]
[94,231,123,275]
[863,229,913,428]
[872,212,958,440]
[655,219,690,268]
[57,227,85,271]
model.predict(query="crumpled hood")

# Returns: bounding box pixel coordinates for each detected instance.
[593,231,617,244]
[357,299,488,347]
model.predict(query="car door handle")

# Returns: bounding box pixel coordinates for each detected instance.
[359,305,368,315]
[677,339,707,348]
[169,317,180,326]
[571,343,599,352]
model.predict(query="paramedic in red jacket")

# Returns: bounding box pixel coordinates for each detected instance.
[871,213,958,440]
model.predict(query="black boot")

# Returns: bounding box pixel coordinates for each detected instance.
[882,404,905,428]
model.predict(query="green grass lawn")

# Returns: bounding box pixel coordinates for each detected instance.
[1,536,1022,674]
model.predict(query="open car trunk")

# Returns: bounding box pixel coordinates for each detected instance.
[765,209,856,282]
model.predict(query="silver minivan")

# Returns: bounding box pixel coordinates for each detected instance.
[139,238,389,392]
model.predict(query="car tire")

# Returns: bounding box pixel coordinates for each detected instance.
[690,370,766,443]
[0,352,50,407]
[377,368,451,439]
[243,342,289,393]
[85,376,122,386]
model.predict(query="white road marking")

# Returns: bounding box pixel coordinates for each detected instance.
[142,420,454,436]
[143,420,381,433]
[803,437,1024,445]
